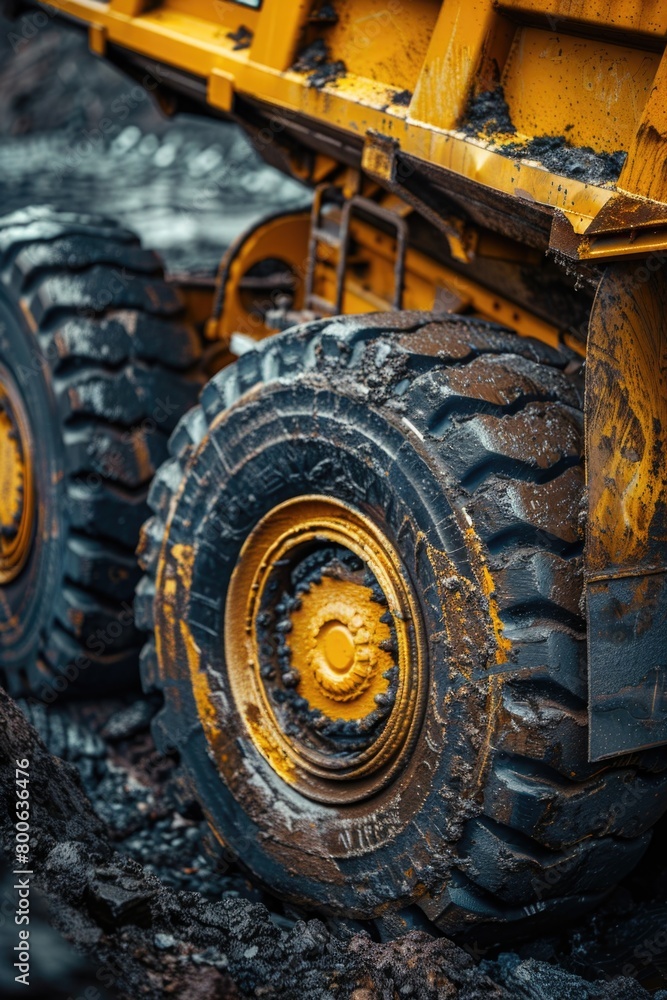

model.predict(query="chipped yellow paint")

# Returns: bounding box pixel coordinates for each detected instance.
[179,618,222,746]
[172,542,195,592]
[463,525,512,665]
[244,703,297,784]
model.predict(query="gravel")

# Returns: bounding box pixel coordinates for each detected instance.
[3,691,664,998]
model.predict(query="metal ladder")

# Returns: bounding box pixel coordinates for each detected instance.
[304,185,409,316]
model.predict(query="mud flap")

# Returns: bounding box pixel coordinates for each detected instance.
[586,264,667,760]
[588,575,667,759]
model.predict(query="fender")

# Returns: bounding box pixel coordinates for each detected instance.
[586,264,667,759]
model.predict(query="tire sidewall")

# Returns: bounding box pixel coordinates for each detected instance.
[157,374,495,916]
[0,283,66,673]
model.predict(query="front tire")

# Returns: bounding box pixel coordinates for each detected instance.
[138,312,667,939]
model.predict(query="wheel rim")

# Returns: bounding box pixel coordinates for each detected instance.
[0,364,35,585]
[224,496,426,805]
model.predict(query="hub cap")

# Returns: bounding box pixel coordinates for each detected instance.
[0,366,34,585]
[225,496,424,804]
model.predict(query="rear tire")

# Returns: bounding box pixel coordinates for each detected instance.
[138,312,667,941]
[0,208,203,698]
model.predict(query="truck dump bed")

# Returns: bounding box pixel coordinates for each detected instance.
[46,0,667,263]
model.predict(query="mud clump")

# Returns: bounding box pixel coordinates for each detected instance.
[4,688,659,999]
[392,89,413,107]
[462,87,627,185]
[484,953,663,999]
[311,3,339,22]
[293,39,347,89]
[513,135,627,185]
[464,88,517,137]
[227,25,253,51]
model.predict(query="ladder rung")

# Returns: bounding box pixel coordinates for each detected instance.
[308,294,338,314]
[311,228,341,248]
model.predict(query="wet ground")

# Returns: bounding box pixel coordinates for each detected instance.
[2,11,667,1000]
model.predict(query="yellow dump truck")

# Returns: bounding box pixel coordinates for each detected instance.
[1,0,667,941]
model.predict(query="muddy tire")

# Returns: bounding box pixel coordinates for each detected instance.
[138,312,667,942]
[0,208,203,698]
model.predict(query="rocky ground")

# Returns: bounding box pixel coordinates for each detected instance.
[2,9,667,1000]
[2,689,666,1000]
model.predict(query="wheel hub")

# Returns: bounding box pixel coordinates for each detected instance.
[0,366,34,584]
[225,496,425,804]
[289,573,394,712]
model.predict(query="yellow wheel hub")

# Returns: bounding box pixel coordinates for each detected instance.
[288,574,393,716]
[0,367,34,585]
[225,496,425,804]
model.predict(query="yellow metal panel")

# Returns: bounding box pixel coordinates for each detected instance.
[502,29,660,155]
[586,265,667,758]
[208,68,234,111]
[497,0,667,37]
[250,0,312,70]
[410,0,514,129]
[89,22,106,54]
[319,0,438,94]
[111,0,152,15]
[618,49,667,202]
[586,264,667,575]
[212,211,311,342]
[163,0,259,28]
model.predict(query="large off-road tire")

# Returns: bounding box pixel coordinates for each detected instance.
[137,312,667,942]
[0,208,203,698]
